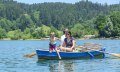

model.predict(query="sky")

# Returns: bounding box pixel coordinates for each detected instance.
[13,0,120,5]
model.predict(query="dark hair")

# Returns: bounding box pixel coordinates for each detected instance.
[66,31,72,37]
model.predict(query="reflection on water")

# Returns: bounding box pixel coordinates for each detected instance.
[37,60,75,72]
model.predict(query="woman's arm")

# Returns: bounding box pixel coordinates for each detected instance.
[70,40,75,49]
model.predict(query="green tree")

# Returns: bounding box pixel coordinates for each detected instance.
[50,26,62,37]
[110,11,120,37]
[94,15,107,37]
[0,18,12,32]
[22,28,32,40]
[32,27,42,39]
[7,29,22,40]
[70,23,85,38]
[0,27,6,39]
[17,14,34,31]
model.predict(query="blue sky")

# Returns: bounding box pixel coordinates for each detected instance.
[13,0,120,5]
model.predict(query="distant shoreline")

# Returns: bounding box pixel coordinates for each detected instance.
[0,38,49,40]
[0,37,120,40]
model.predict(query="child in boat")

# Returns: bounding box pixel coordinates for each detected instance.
[49,32,57,52]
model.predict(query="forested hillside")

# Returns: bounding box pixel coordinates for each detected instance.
[0,0,120,39]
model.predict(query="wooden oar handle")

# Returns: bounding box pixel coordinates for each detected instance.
[24,52,36,58]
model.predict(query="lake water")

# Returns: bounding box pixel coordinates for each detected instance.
[0,40,120,72]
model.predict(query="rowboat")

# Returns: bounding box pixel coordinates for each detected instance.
[36,48,105,60]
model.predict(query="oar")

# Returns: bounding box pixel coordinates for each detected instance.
[98,50,120,58]
[24,49,61,59]
[55,47,61,59]
[24,52,36,58]
[88,48,120,58]
[87,51,94,58]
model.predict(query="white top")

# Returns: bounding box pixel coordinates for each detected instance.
[60,35,66,45]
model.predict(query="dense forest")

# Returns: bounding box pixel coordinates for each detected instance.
[0,0,120,39]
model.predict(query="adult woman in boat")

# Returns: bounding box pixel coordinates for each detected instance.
[60,31,75,52]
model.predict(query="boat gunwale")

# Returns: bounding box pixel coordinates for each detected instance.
[36,49,104,53]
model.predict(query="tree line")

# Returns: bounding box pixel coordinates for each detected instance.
[0,0,120,39]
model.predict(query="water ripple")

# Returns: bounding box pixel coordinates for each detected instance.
[0,40,120,72]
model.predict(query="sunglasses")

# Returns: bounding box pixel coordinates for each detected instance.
[66,34,70,35]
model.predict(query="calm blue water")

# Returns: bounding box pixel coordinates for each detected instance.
[0,40,120,72]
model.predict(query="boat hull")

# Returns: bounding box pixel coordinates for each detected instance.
[36,49,105,60]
